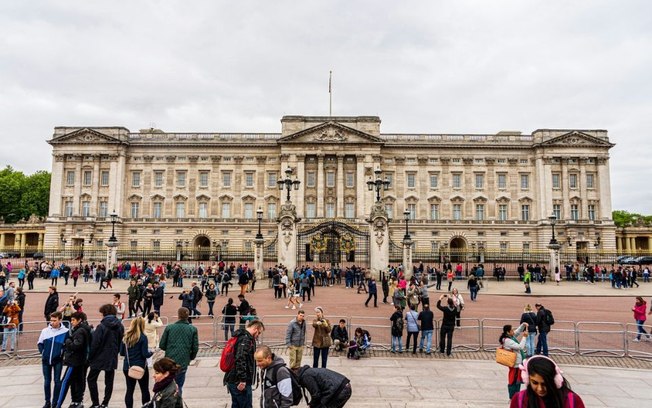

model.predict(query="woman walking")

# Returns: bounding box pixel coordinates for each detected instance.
[150,357,183,407]
[499,323,528,400]
[632,296,650,342]
[120,317,153,408]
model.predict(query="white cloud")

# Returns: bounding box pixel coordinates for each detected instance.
[0,0,650,212]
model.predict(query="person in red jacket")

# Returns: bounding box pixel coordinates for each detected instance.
[511,355,585,408]
[632,296,650,342]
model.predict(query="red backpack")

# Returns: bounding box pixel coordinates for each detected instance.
[220,335,239,372]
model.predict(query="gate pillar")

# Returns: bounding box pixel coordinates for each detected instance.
[277,202,300,272]
[368,201,389,277]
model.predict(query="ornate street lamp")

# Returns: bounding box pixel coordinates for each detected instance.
[256,207,264,240]
[403,209,411,241]
[277,166,301,203]
[366,168,391,202]
[548,214,558,245]
[109,210,118,243]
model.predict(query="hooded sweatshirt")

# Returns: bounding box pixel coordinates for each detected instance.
[38,324,69,365]
[261,355,293,408]
[89,314,124,370]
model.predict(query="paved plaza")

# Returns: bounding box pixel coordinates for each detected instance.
[1,276,651,407]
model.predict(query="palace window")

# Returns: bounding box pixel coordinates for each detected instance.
[176,202,185,218]
[132,171,141,188]
[267,203,277,219]
[245,172,255,188]
[64,200,73,217]
[267,172,277,188]
[498,204,508,221]
[407,203,416,220]
[430,204,439,220]
[588,204,596,221]
[552,173,561,189]
[497,173,507,189]
[476,204,485,221]
[385,173,394,189]
[131,202,140,218]
[452,204,462,220]
[153,240,160,253]
[570,204,579,221]
[521,204,530,221]
[520,174,529,190]
[345,203,355,218]
[306,203,316,218]
[586,173,595,189]
[66,171,75,186]
[429,174,438,189]
[306,171,316,188]
[326,172,335,188]
[221,202,231,218]
[99,201,108,217]
[101,170,110,186]
[244,203,254,219]
[385,203,394,219]
[176,171,186,187]
[475,174,484,189]
[326,202,335,218]
[83,170,92,186]
[569,174,578,189]
[222,171,232,188]
[346,172,354,188]
[406,173,416,188]
[154,171,164,187]
[199,171,209,188]
[500,242,508,254]
[153,202,162,219]
[452,173,462,189]
[198,202,208,218]
[81,201,90,217]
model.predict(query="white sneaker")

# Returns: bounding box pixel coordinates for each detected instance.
[291,306,296,309]
[284,306,289,309]
[633,338,640,342]
[299,303,303,308]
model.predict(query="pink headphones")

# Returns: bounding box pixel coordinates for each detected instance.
[519,355,564,389]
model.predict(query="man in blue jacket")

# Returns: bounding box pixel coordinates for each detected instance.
[37,311,69,408]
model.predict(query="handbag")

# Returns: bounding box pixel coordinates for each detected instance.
[125,341,145,380]
[495,347,517,367]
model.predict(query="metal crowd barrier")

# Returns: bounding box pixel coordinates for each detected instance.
[576,321,626,357]
[447,318,482,352]
[625,323,652,361]
[547,320,577,356]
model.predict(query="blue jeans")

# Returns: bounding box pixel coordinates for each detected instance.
[42,361,63,405]
[469,286,478,301]
[227,382,252,408]
[313,347,329,368]
[224,323,235,341]
[525,333,536,357]
[636,320,649,340]
[1,327,16,350]
[175,368,187,396]
[391,335,403,352]
[419,330,433,352]
[536,331,549,356]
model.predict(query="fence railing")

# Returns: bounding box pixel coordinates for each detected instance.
[2,317,650,362]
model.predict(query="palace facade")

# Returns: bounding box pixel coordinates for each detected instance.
[43,115,617,268]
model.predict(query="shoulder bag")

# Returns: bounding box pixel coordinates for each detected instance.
[125,341,145,379]
[495,345,517,367]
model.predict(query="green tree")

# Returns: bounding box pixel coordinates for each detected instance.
[612,210,652,228]
[0,166,50,223]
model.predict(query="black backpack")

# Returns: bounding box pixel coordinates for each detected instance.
[270,365,308,406]
[545,309,555,325]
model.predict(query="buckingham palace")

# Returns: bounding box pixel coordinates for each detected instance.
[42,115,617,272]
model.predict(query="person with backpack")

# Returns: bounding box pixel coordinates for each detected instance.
[61,311,92,408]
[255,345,295,408]
[87,303,124,408]
[389,305,404,353]
[296,365,352,408]
[159,307,199,396]
[222,320,265,408]
[534,303,553,356]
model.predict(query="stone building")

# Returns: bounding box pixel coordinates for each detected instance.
[43,115,617,270]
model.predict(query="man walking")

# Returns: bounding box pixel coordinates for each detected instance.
[535,303,552,356]
[159,307,199,396]
[87,304,124,408]
[365,277,378,307]
[285,310,306,371]
[37,311,69,408]
[152,281,164,315]
[190,281,203,317]
[224,320,265,408]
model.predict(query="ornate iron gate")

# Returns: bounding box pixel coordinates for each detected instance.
[297,221,370,268]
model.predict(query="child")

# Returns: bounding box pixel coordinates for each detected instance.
[348,327,371,359]
[285,283,302,309]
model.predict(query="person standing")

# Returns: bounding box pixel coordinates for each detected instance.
[15,286,25,332]
[418,303,435,354]
[632,296,650,342]
[255,345,294,408]
[499,323,528,400]
[159,307,199,396]
[381,272,390,304]
[150,358,183,407]
[144,311,163,356]
[152,281,165,315]
[1,298,20,352]
[87,304,124,408]
[285,309,306,371]
[436,294,456,356]
[190,281,203,318]
[405,304,420,354]
[205,283,217,317]
[311,307,332,368]
[390,305,404,353]
[519,305,537,357]
[112,294,126,321]
[467,274,479,302]
[510,356,586,407]
[37,311,69,408]
[451,288,465,327]
[534,303,551,356]
[222,297,238,341]
[120,317,153,408]
[237,294,250,330]
[127,280,140,318]
[62,311,92,408]
[224,320,265,408]
[365,277,378,307]
[44,286,59,324]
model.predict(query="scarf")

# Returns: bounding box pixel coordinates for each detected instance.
[152,373,177,394]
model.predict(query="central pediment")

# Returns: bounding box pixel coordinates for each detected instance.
[48,127,128,145]
[277,121,384,145]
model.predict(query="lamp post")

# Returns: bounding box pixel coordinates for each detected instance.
[256,207,264,240]
[109,210,118,243]
[59,233,67,264]
[367,168,391,202]
[277,166,301,203]
[403,209,411,241]
[547,213,562,281]
[548,214,558,245]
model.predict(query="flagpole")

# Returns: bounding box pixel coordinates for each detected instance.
[329,70,332,117]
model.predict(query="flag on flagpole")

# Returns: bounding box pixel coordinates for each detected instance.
[329,70,332,93]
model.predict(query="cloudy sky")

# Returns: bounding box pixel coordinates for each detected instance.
[1,1,650,213]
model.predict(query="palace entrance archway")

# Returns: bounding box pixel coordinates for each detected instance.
[297,221,369,268]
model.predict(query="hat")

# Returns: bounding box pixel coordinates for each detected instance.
[535,303,542,307]
[314,306,324,314]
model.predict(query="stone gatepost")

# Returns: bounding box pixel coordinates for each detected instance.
[403,237,413,277]
[368,201,389,278]
[106,241,118,270]
[254,237,265,279]
[277,202,300,272]
[548,242,561,278]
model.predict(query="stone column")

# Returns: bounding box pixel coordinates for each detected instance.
[106,241,118,270]
[0,233,4,251]
[597,158,612,220]
[561,160,570,220]
[403,237,413,277]
[38,233,44,252]
[277,202,300,272]
[74,158,82,215]
[548,243,561,279]
[624,236,630,252]
[91,155,100,215]
[254,237,264,279]
[317,155,324,217]
[355,155,366,217]
[368,202,389,277]
[336,154,344,217]
[296,155,305,218]
[49,154,65,216]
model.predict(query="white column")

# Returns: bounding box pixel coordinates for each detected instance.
[356,155,366,219]
[74,159,82,215]
[317,155,324,217]
[579,163,588,219]
[536,157,549,220]
[49,155,65,216]
[296,155,305,218]
[91,156,100,216]
[597,159,612,220]
[561,161,569,220]
[110,153,127,217]
[336,154,344,217]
